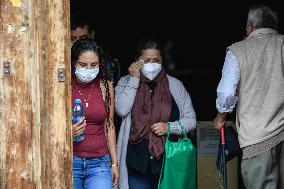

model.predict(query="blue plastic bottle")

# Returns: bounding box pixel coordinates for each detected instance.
[72,98,85,142]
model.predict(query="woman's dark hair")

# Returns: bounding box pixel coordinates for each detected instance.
[71,38,113,132]
[135,37,164,59]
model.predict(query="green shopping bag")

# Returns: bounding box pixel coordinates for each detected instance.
[158,121,196,189]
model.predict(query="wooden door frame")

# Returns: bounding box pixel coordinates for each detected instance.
[0,0,72,188]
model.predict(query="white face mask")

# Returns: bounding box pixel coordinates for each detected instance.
[75,67,99,83]
[141,63,162,81]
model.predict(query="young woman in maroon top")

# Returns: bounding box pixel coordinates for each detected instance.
[71,38,119,189]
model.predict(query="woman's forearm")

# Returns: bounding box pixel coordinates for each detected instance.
[107,126,117,164]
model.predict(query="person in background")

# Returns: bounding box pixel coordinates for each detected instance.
[214,5,284,189]
[71,15,95,46]
[71,38,119,189]
[71,14,121,87]
[115,38,196,189]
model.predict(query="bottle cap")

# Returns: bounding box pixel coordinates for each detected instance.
[75,99,81,104]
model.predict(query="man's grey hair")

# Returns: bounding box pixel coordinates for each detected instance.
[247,5,278,30]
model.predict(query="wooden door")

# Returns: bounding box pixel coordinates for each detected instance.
[0,0,72,188]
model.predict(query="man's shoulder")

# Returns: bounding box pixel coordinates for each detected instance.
[228,39,246,50]
[227,38,254,55]
[229,32,284,51]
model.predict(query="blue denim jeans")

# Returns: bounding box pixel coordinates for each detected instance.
[128,168,160,189]
[73,154,112,189]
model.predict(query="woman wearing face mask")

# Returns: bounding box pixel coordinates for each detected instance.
[71,38,119,189]
[114,38,196,189]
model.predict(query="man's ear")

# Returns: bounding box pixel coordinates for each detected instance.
[91,31,95,40]
[246,22,253,37]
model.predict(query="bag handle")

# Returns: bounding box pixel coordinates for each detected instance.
[166,122,171,139]
[167,121,190,140]
[178,121,189,139]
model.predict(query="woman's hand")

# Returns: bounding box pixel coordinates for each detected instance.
[111,165,119,186]
[151,122,168,136]
[72,118,86,137]
[128,59,144,78]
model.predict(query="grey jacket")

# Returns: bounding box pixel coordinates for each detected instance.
[114,75,196,189]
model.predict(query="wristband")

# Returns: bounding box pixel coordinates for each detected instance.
[111,163,118,167]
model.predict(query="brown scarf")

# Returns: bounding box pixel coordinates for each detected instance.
[130,69,172,160]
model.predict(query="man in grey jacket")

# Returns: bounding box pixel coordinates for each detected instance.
[214,5,284,189]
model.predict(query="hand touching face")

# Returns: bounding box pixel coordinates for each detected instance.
[128,59,144,78]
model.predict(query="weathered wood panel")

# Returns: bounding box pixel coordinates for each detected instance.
[0,0,71,188]
[0,0,34,188]
[42,0,72,188]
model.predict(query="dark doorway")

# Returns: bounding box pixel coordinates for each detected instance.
[71,1,283,188]
[71,0,283,121]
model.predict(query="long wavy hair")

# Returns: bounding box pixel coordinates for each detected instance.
[71,38,113,133]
